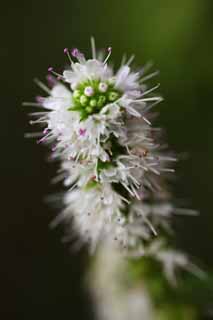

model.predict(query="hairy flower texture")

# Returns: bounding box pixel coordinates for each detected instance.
[26,38,187,254]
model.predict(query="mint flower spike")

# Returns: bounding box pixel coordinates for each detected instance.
[27,38,189,255]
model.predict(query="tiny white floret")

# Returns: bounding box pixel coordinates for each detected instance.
[84,86,95,97]
[98,82,108,93]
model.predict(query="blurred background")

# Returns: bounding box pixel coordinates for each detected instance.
[1,0,213,318]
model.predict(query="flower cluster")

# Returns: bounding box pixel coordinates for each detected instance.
[27,39,182,255]
[25,39,211,320]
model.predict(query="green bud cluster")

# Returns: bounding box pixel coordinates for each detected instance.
[68,79,121,120]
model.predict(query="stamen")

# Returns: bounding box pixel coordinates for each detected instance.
[24,132,43,138]
[103,47,112,65]
[174,208,198,216]
[144,216,158,236]
[120,53,127,67]
[160,168,175,173]
[140,70,159,83]
[35,96,44,104]
[71,48,85,63]
[90,37,96,59]
[142,116,151,125]
[46,74,57,87]
[37,134,49,144]
[22,102,41,107]
[126,54,135,66]
[136,97,162,103]
[141,99,162,115]
[139,61,154,76]
[34,78,51,94]
[47,67,65,80]
[64,48,73,64]
[43,128,49,134]
[71,48,79,57]
[29,111,48,116]
[141,84,160,97]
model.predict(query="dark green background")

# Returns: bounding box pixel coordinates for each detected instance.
[1,0,213,319]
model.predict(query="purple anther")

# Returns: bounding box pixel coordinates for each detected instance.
[71,48,79,57]
[37,136,46,144]
[79,128,87,136]
[46,74,57,87]
[43,128,49,135]
[48,67,53,72]
[64,48,69,54]
[36,96,44,104]
[107,47,112,52]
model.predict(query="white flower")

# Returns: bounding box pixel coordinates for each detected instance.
[60,183,125,253]
[115,65,141,92]
[63,59,113,87]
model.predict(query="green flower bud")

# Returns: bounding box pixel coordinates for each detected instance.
[73,89,81,99]
[108,91,119,102]
[90,99,97,107]
[80,95,88,106]
[97,95,106,108]
[86,106,93,113]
